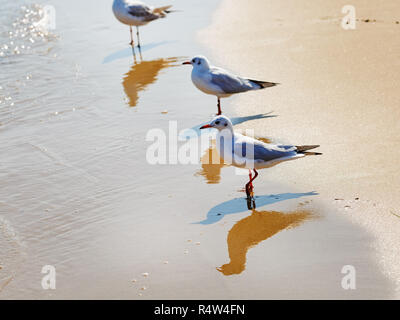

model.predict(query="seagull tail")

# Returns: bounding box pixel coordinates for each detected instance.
[296,145,322,156]
[154,5,176,16]
[248,79,280,89]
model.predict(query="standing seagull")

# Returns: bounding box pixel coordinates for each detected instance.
[183,56,279,115]
[200,115,321,206]
[112,0,173,58]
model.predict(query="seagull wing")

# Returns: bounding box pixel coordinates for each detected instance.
[127,3,159,21]
[235,138,297,162]
[209,67,254,94]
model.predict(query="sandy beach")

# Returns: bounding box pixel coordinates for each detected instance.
[201,0,400,298]
[0,0,399,299]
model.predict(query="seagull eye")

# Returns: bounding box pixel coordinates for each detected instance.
[192,59,195,63]
[224,123,228,127]
[197,61,201,65]
[215,121,220,125]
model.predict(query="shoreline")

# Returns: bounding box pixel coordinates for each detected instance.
[201,0,400,298]
[1,0,399,299]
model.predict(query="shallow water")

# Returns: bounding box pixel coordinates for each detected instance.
[0,0,394,299]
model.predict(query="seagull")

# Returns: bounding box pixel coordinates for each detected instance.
[112,0,173,58]
[200,115,321,202]
[183,55,279,115]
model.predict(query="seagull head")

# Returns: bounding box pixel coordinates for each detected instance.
[182,55,210,70]
[200,115,233,131]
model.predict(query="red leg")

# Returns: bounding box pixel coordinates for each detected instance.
[129,26,134,46]
[245,169,258,197]
[245,169,258,208]
[252,169,259,186]
[129,26,136,61]
[249,169,253,189]
[245,169,253,197]
[217,97,222,115]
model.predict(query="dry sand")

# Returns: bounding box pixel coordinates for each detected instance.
[201,0,400,297]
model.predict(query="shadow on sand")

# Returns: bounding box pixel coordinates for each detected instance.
[179,112,277,140]
[194,191,318,225]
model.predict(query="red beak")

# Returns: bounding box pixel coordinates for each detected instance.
[200,124,212,129]
[182,61,191,65]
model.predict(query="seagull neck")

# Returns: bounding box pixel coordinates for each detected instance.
[193,65,210,74]
[217,127,235,151]
[217,126,234,134]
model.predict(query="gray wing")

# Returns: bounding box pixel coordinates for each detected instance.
[237,141,297,161]
[210,67,254,94]
[127,4,159,21]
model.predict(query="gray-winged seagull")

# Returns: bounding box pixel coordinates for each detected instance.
[200,115,321,200]
[183,55,279,115]
[112,0,173,58]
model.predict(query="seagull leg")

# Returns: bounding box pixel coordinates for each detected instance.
[129,26,134,46]
[253,169,258,184]
[129,26,136,61]
[247,196,256,210]
[245,170,252,198]
[245,169,259,198]
[245,169,257,210]
[217,97,222,115]
[136,26,143,60]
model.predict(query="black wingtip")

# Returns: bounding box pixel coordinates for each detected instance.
[296,145,320,152]
[296,145,322,155]
[165,9,181,13]
[249,79,280,89]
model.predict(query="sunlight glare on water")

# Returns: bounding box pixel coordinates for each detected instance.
[0,0,226,298]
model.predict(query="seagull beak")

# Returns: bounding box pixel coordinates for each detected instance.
[200,124,213,129]
[182,61,191,65]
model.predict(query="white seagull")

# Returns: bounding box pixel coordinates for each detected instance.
[183,55,279,115]
[112,0,173,57]
[200,115,321,199]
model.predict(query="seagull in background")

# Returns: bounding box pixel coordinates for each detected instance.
[112,0,174,59]
[200,115,321,208]
[183,55,279,115]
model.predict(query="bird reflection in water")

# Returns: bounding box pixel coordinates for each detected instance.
[217,209,313,276]
[196,141,226,184]
[122,57,179,107]
[196,137,271,185]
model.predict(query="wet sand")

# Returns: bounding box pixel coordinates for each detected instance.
[201,0,400,298]
[0,0,398,299]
